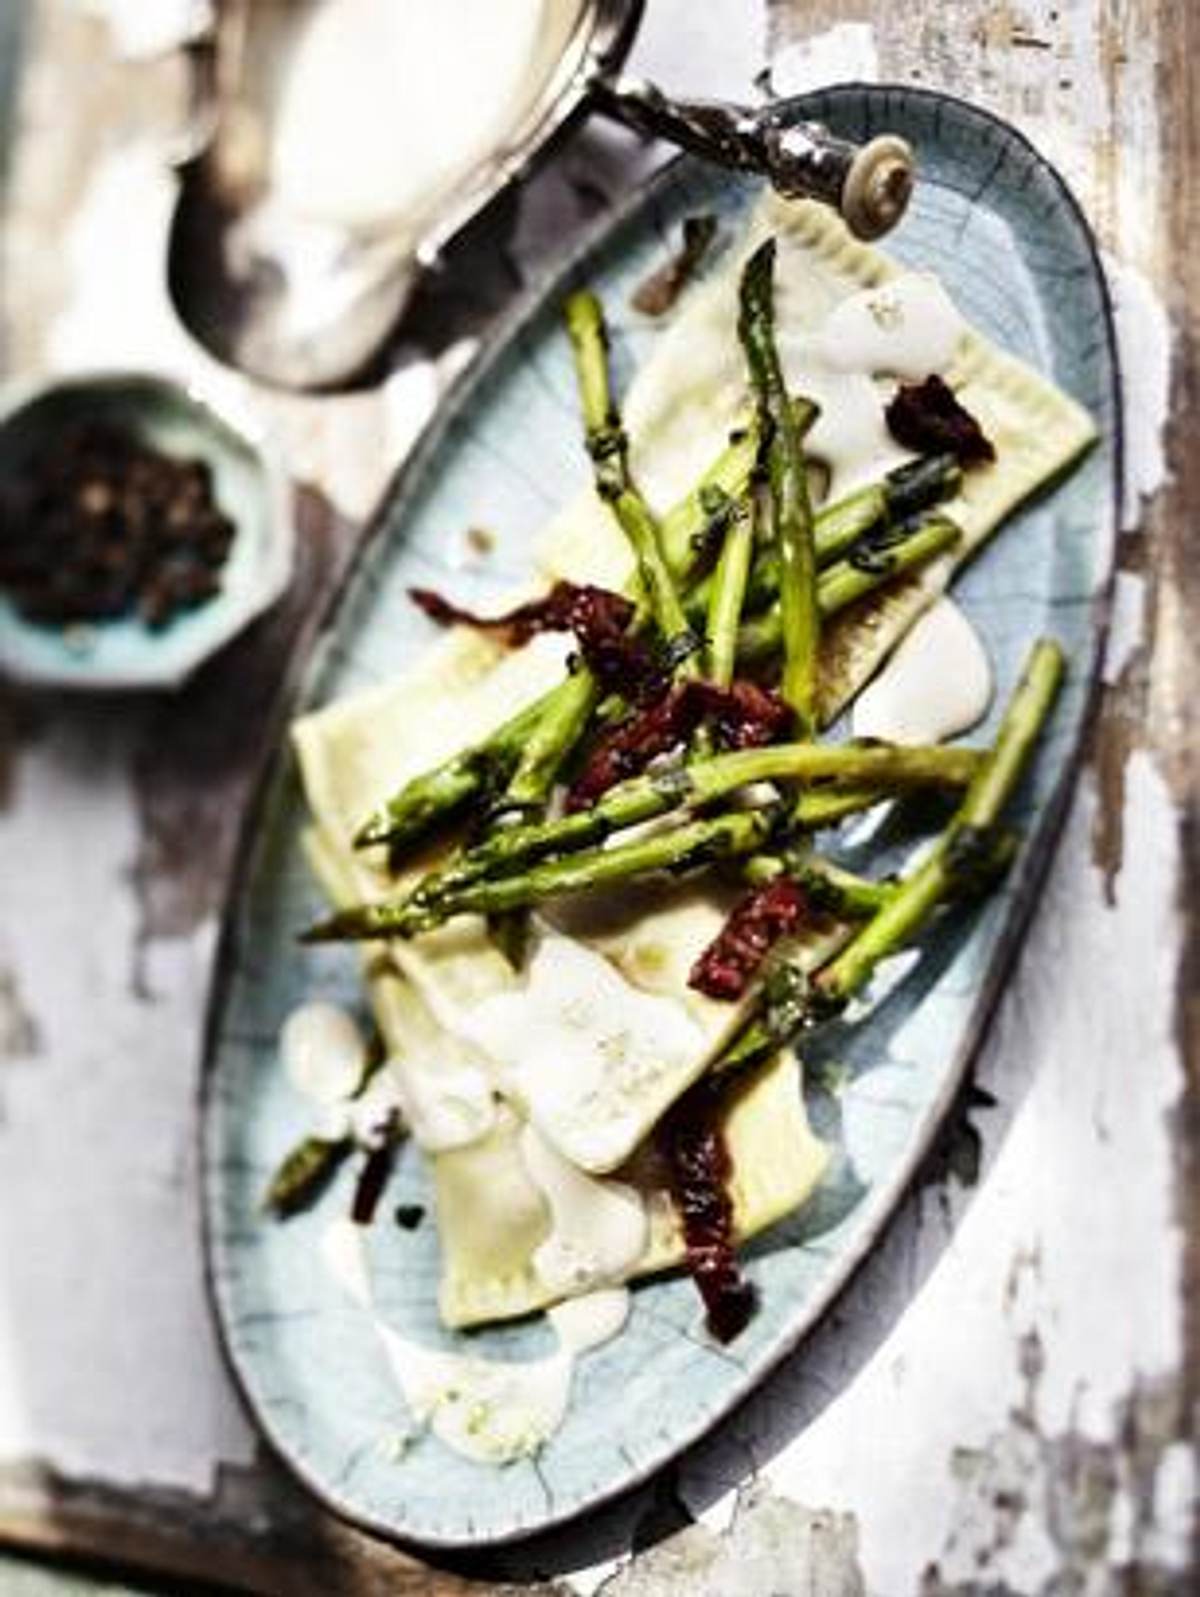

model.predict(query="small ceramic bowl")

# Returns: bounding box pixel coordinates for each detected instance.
[0,371,292,690]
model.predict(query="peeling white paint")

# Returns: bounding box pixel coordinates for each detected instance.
[78,0,213,61]
[769,23,880,97]
[1102,568,1146,685]
[626,0,767,103]
[1104,256,1172,532]
[0,722,256,1492]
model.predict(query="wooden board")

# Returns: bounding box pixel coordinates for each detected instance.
[0,0,1194,1592]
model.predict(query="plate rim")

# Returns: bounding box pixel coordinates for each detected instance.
[197,81,1124,1552]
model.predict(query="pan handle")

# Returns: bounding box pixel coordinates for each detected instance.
[591,75,914,242]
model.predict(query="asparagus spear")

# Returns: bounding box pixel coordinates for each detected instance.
[717,639,1064,1073]
[354,465,958,854]
[812,454,961,566]
[353,688,559,850]
[686,452,962,620]
[738,239,820,734]
[791,786,892,829]
[742,847,898,918]
[704,491,756,687]
[736,514,962,668]
[441,741,979,889]
[499,669,599,815]
[307,742,984,942]
[308,807,781,942]
[661,423,760,575]
[566,290,696,662]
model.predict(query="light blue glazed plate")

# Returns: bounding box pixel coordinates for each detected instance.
[201,87,1120,1549]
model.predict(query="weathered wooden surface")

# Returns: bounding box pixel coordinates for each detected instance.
[0,1,1194,1593]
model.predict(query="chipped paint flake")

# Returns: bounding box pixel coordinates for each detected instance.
[594,1484,865,1597]
[1103,568,1146,685]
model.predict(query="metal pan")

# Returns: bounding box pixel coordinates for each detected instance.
[169,0,914,388]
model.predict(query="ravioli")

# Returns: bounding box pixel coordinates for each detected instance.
[533,196,1097,720]
[300,814,828,1329]
[292,194,1094,1330]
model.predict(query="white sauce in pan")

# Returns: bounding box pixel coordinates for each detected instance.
[267,0,581,231]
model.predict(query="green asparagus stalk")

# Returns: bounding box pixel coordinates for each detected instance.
[811,454,961,566]
[264,1135,352,1217]
[717,639,1064,1073]
[736,514,962,668]
[353,687,562,849]
[499,669,600,814]
[660,423,761,575]
[307,807,781,942]
[448,741,979,887]
[791,786,892,829]
[742,848,898,918]
[686,452,962,621]
[565,290,696,661]
[355,498,960,853]
[705,492,756,687]
[738,239,820,735]
[310,742,984,942]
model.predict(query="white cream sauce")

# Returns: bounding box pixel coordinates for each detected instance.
[319,1217,374,1309]
[281,1000,410,1145]
[339,1065,405,1148]
[320,1217,628,1465]
[852,597,993,745]
[518,1125,647,1297]
[390,1035,495,1154]
[797,367,913,502]
[281,1002,367,1104]
[816,275,966,381]
[776,270,967,501]
[451,934,708,1174]
[547,1286,631,1354]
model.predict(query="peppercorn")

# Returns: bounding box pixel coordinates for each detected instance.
[0,421,237,630]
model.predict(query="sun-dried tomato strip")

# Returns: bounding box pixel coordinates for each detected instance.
[565,685,697,811]
[885,375,996,466]
[566,679,792,811]
[689,877,810,1001]
[409,580,660,697]
[350,1137,397,1225]
[697,680,792,751]
[660,1079,757,1343]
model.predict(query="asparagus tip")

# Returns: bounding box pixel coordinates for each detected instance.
[352,815,388,850]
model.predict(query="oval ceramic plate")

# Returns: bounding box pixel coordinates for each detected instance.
[202,87,1120,1548]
